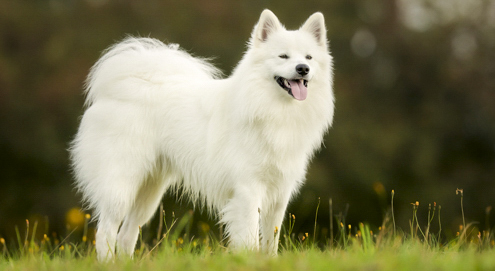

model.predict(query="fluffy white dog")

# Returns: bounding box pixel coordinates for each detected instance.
[70,9,334,260]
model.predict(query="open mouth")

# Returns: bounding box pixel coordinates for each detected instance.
[274,76,308,101]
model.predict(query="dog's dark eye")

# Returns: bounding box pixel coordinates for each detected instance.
[306,55,312,60]
[279,54,289,59]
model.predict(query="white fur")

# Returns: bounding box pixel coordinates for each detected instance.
[70,10,334,260]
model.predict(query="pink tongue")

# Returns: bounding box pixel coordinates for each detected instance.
[289,80,307,101]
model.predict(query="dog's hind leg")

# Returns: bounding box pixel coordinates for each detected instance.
[116,176,171,257]
[94,181,137,262]
[95,213,122,261]
[91,152,154,261]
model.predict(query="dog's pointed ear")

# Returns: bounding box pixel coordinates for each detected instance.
[301,12,327,47]
[251,9,282,47]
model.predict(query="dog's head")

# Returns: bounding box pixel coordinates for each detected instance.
[248,10,330,101]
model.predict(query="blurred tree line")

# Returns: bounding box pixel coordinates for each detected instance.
[0,0,494,241]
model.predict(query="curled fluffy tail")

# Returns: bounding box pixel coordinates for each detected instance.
[84,37,222,106]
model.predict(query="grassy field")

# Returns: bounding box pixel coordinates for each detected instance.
[1,191,495,270]
[2,240,495,271]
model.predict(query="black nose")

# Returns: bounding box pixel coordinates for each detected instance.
[296,64,310,76]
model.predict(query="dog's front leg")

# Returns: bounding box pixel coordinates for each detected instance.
[220,185,263,251]
[260,191,291,255]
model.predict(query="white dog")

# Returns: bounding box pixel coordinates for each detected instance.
[70,9,334,260]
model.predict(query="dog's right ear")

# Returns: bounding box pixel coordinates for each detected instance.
[251,9,282,47]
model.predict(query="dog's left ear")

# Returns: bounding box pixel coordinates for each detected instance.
[301,12,327,47]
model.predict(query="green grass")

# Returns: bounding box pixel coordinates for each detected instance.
[1,190,495,270]
[2,241,495,271]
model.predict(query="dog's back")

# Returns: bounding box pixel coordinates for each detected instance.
[83,37,222,106]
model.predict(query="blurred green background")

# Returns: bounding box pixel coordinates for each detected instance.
[0,0,494,242]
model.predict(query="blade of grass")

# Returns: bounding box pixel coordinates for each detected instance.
[391,190,396,238]
[313,197,320,245]
[329,198,333,248]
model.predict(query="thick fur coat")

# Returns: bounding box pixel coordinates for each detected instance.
[70,9,334,260]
